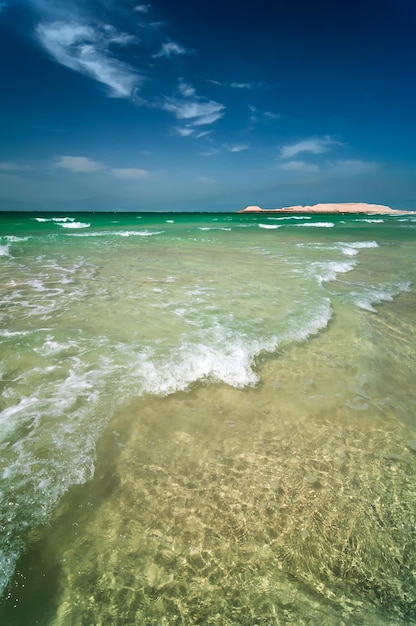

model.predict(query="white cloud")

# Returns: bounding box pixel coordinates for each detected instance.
[36,20,141,99]
[264,111,281,121]
[277,158,377,177]
[134,4,151,13]
[224,143,250,153]
[153,41,190,58]
[175,126,194,137]
[112,168,149,180]
[56,156,104,173]
[102,25,138,46]
[163,99,225,126]
[209,79,267,90]
[200,148,220,157]
[0,162,29,171]
[279,136,342,159]
[279,160,320,173]
[249,105,280,125]
[328,159,378,176]
[229,82,254,89]
[178,78,196,98]
[55,156,150,179]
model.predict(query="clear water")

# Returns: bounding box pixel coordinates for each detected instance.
[1,211,416,624]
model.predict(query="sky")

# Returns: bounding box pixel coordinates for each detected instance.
[0,0,415,211]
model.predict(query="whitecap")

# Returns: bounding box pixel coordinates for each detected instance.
[60,222,91,229]
[339,240,379,256]
[68,230,163,237]
[4,236,29,242]
[0,244,10,256]
[267,216,312,221]
[297,222,335,228]
[350,281,411,312]
[311,260,356,284]
[198,227,232,231]
[117,230,164,237]
[259,224,282,229]
[28,279,46,291]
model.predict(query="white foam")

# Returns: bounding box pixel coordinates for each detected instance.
[28,279,46,291]
[4,236,29,242]
[0,330,31,338]
[34,338,78,357]
[267,216,312,221]
[198,227,232,231]
[339,240,379,257]
[0,284,336,597]
[297,222,335,228]
[348,241,379,249]
[259,223,282,229]
[60,221,91,229]
[119,230,164,237]
[351,281,411,312]
[69,230,163,237]
[0,244,10,256]
[34,217,75,223]
[312,260,356,284]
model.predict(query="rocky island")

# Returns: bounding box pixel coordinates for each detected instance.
[239,203,410,215]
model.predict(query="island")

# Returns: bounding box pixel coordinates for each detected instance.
[239,203,410,215]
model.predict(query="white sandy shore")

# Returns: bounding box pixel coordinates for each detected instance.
[239,203,411,215]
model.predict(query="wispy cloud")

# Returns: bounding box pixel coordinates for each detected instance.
[279,136,342,159]
[279,160,320,173]
[112,168,149,180]
[134,4,151,13]
[0,2,8,13]
[26,2,221,135]
[197,176,215,184]
[209,79,267,90]
[200,148,221,157]
[249,105,281,125]
[328,159,378,176]
[224,143,250,153]
[37,20,141,99]
[277,158,377,177]
[178,78,196,98]
[0,162,30,171]
[229,82,255,89]
[175,126,195,137]
[153,41,190,58]
[56,156,105,173]
[56,156,150,180]
[163,99,225,127]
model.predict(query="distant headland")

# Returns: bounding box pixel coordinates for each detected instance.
[239,203,410,215]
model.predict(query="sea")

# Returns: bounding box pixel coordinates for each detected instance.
[1,210,416,625]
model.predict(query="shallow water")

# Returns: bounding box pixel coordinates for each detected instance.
[1,211,416,624]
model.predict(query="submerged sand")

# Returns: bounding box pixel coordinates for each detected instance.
[239,203,411,215]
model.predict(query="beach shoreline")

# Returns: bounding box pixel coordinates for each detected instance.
[239,203,412,215]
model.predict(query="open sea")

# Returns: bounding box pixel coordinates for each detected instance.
[1,210,416,625]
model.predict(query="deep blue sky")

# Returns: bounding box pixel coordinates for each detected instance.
[1,0,415,211]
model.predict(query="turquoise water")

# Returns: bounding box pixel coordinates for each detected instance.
[1,211,416,624]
